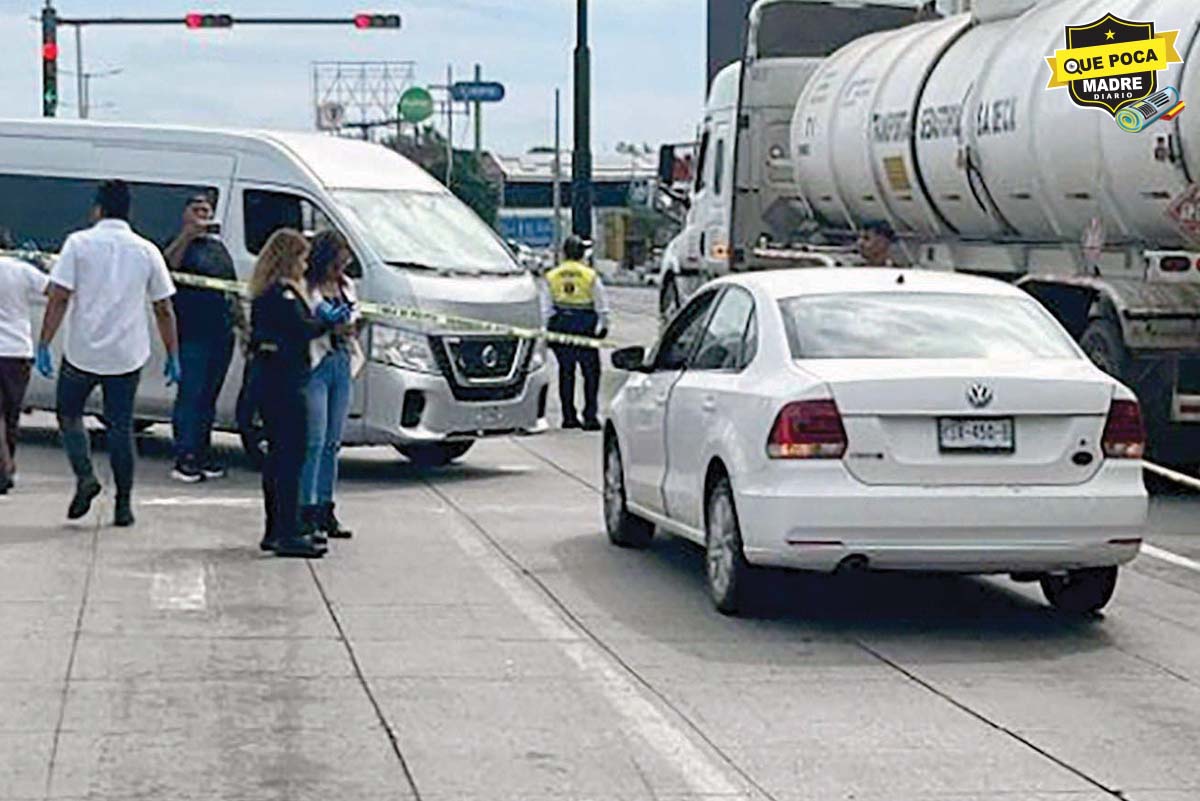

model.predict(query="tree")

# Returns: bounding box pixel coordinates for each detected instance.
[384,126,501,227]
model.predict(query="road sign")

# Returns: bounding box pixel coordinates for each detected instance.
[398,87,434,123]
[316,101,346,131]
[451,81,505,103]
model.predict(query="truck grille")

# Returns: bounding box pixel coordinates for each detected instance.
[430,335,530,402]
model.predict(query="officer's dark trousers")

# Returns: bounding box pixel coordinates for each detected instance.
[552,345,601,424]
[258,365,308,544]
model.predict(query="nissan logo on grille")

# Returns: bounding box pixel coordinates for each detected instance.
[966,382,994,409]
[480,344,500,369]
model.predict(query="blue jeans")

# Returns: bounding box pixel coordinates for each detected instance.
[301,349,352,506]
[172,336,234,463]
[57,360,140,499]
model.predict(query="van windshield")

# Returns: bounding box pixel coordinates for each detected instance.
[332,189,519,275]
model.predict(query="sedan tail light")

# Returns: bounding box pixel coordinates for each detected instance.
[767,400,847,459]
[1102,399,1146,459]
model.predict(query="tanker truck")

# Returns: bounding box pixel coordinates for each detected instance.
[658,0,1200,464]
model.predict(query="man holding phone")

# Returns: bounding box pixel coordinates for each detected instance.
[164,193,241,483]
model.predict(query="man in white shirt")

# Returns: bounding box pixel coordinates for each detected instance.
[0,228,50,494]
[36,180,181,527]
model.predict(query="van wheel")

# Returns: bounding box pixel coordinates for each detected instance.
[706,475,752,616]
[397,442,474,467]
[603,434,654,548]
[1041,567,1119,615]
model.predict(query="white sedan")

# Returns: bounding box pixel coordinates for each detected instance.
[603,269,1147,616]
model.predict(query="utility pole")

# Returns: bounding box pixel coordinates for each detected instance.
[553,88,563,260]
[473,63,483,160]
[446,64,455,188]
[571,0,593,239]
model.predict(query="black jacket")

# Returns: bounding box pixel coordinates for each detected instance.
[173,236,238,342]
[249,282,329,387]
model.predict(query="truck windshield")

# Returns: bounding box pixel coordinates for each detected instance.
[332,189,519,274]
[755,3,918,59]
[779,293,1082,360]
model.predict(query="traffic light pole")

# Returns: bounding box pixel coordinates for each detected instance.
[571,0,593,239]
[38,3,401,118]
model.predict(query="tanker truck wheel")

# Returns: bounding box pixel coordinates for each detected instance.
[1080,318,1129,380]
[659,275,681,322]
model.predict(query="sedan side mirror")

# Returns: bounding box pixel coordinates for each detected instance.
[611,346,649,372]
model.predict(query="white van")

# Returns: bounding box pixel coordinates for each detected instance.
[0,120,550,466]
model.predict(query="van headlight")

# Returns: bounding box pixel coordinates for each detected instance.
[528,338,548,370]
[370,325,439,374]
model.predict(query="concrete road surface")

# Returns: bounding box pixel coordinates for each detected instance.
[2,286,1198,801]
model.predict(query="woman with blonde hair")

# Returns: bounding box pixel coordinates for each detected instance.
[247,228,350,559]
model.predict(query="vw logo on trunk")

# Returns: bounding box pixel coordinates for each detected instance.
[966,382,994,409]
[480,344,500,369]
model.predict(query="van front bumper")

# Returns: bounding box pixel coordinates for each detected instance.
[354,361,550,446]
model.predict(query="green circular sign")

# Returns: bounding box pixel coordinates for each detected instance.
[399,87,435,124]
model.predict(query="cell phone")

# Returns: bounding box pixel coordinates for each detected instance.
[202,221,221,235]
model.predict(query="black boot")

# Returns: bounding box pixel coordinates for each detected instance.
[321,502,353,539]
[301,505,327,546]
[113,496,135,528]
[273,535,326,559]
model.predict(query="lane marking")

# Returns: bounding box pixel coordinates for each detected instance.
[423,488,755,799]
[151,566,207,611]
[1143,543,1200,574]
[140,496,259,508]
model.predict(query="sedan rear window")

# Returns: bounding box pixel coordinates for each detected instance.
[779,292,1081,360]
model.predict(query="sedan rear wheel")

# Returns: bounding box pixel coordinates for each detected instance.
[603,435,654,548]
[1040,566,1119,615]
[706,476,752,616]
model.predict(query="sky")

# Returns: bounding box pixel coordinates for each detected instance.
[0,0,706,160]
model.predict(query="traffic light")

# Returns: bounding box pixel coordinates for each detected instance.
[185,13,234,29]
[41,6,57,117]
[354,13,401,29]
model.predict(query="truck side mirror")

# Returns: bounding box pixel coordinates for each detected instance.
[657,144,677,186]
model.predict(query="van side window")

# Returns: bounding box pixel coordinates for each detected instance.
[0,173,218,253]
[242,189,361,277]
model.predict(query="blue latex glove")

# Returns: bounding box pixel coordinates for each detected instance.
[35,344,54,378]
[164,353,182,387]
[316,299,352,326]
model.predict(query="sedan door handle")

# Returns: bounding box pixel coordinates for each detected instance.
[654,393,670,406]
[701,396,717,412]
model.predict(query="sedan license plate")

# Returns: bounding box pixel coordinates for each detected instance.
[938,417,1014,453]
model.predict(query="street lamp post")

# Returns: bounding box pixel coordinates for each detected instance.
[571,0,593,239]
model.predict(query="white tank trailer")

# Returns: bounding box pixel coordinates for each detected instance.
[788,0,1200,463]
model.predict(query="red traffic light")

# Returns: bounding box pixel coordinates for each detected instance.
[354,13,401,29]
[185,12,233,29]
[42,42,58,61]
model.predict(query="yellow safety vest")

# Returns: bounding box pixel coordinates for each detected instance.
[546,261,597,309]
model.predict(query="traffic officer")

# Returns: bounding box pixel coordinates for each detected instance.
[247,228,350,559]
[545,235,610,431]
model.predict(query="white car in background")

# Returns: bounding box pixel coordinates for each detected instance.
[604,269,1148,616]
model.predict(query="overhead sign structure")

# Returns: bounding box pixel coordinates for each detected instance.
[451,81,506,104]
[398,87,435,123]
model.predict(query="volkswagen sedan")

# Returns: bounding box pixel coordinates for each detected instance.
[603,269,1147,615]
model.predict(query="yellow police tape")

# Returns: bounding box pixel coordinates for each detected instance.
[3,249,625,351]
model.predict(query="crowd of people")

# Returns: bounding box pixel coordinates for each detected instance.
[0,179,354,559]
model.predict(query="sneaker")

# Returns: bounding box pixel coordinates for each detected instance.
[200,459,227,480]
[273,536,327,559]
[171,461,205,484]
[67,478,102,520]
[582,418,602,432]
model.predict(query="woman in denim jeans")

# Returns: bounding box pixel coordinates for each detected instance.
[300,231,360,541]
